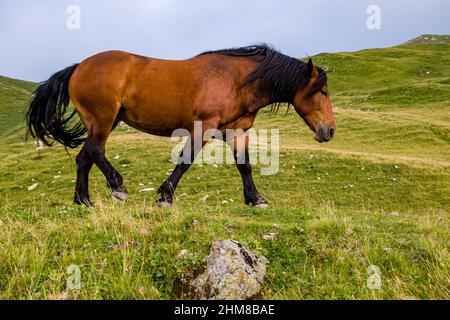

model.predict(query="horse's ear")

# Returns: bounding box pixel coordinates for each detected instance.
[307,58,314,76]
[307,58,319,78]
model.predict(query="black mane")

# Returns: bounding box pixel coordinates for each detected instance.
[200,44,327,110]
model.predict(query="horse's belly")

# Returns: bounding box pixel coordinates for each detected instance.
[120,105,190,137]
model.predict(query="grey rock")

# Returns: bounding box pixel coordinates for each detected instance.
[190,240,268,300]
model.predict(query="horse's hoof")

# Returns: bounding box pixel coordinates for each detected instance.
[156,199,173,208]
[254,202,269,208]
[253,198,269,208]
[112,190,128,201]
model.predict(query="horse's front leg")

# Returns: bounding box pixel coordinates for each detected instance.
[156,135,203,208]
[227,132,269,208]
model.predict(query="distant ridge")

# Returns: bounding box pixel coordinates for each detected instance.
[403,34,450,45]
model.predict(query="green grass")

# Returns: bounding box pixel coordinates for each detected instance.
[0,36,449,299]
[0,76,35,144]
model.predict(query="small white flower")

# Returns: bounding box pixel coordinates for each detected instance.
[177,249,189,260]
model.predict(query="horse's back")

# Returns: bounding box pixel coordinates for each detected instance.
[69,50,254,135]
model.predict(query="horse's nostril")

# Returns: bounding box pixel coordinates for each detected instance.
[329,127,335,138]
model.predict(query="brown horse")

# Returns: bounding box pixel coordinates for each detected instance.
[27,45,336,208]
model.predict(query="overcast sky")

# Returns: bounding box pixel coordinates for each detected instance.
[1,0,449,81]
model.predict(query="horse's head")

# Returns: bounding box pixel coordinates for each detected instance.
[293,59,336,143]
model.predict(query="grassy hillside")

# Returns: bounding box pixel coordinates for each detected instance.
[0,36,449,299]
[0,76,35,143]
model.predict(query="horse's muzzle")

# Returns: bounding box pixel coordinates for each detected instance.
[315,126,335,143]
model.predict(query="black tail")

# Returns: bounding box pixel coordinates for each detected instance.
[26,64,86,148]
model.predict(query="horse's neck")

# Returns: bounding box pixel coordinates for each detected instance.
[241,83,292,114]
[243,90,272,113]
[255,97,290,113]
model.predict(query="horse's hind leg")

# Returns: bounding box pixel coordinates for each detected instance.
[87,133,128,202]
[157,133,206,208]
[74,144,94,206]
[74,106,127,205]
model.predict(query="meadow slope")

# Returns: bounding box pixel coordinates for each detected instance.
[0,36,449,299]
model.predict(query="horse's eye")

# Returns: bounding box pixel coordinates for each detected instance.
[320,90,328,96]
